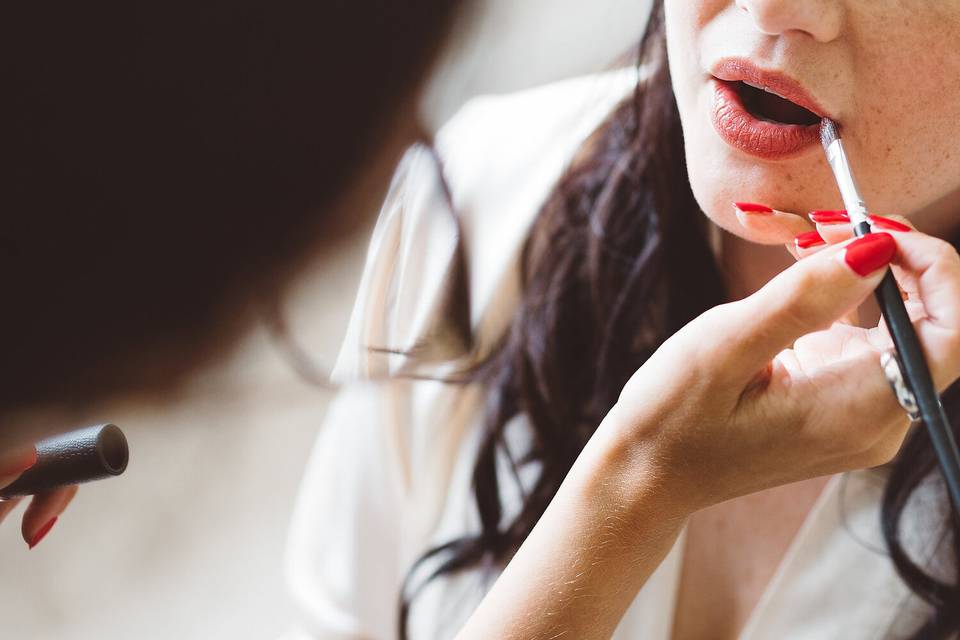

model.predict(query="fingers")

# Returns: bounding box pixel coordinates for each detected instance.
[0,444,79,549]
[711,233,896,382]
[809,211,916,246]
[733,203,815,245]
[800,212,960,389]
[887,232,960,388]
[796,347,912,467]
[21,485,77,549]
[0,443,38,496]
[800,211,914,301]
[793,230,827,259]
[0,443,37,529]
[0,497,23,525]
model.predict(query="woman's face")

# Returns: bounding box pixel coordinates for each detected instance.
[665,0,960,243]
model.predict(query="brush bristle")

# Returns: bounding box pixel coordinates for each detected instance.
[820,118,840,150]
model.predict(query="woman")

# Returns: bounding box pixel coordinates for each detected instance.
[1,1,462,548]
[287,1,960,638]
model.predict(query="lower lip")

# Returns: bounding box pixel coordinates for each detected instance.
[710,78,821,161]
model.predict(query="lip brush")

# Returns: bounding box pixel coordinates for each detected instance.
[820,117,960,513]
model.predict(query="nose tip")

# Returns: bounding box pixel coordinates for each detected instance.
[735,0,843,43]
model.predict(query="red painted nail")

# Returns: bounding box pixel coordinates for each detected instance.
[844,233,897,277]
[869,215,911,232]
[795,230,826,249]
[809,210,849,224]
[734,202,774,214]
[0,446,37,477]
[28,516,57,550]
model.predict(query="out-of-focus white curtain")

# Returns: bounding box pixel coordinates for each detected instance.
[421,0,654,130]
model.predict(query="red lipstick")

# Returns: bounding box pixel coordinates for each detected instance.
[710,58,828,161]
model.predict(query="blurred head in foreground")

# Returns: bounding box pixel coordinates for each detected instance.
[2,1,464,413]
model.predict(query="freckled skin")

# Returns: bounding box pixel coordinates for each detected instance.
[665,0,960,241]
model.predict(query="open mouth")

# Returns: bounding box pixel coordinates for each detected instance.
[730,80,820,127]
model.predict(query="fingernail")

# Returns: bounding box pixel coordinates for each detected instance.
[869,215,911,232]
[28,516,57,550]
[0,445,37,477]
[809,209,849,224]
[795,230,826,249]
[843,233,897,277]
[733,202,774,214]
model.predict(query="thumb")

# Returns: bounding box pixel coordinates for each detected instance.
[713,233,897,382]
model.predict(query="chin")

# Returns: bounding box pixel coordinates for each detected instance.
[684,142,769,244]
[684,128,836,246]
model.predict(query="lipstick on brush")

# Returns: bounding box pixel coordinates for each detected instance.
[820,118,960,512]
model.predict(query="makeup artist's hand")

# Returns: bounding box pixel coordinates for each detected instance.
[597,222,960,513]
[0,445,77,549]
[459,214,960,640]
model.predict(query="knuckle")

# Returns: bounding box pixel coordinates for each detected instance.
[673,304,742,387]
[767,284,823,336]
[684,304,732,353]
[930,238,960,266]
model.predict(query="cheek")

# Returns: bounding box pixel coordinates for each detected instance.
[682,132,836,244]
[849,17,960,215]
[666,1,764,238]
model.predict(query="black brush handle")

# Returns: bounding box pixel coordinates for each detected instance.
[0,424,129,498]
[856,221,960,512]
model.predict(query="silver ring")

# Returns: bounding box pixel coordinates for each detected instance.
[881,350,921,422]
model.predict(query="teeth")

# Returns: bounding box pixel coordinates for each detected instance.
[742,81,792,103]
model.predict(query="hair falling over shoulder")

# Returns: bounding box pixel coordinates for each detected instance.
[398,3,960,637]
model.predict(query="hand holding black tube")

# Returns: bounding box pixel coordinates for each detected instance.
[0,424,129,548]
[0,424,129,499]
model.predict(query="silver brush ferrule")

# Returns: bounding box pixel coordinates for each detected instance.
[824,139,870,227]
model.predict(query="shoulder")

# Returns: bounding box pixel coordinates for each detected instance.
[435,68,640,214]
[333,69,639,381]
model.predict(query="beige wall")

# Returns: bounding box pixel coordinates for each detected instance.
[422,0,652,128]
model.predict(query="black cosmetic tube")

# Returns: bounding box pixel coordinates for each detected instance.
[0,424,129,498]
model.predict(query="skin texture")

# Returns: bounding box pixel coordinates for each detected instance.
[668,0,960,245]
[457,2,960,639]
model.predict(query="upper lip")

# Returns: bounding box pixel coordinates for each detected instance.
[710,57,830,122]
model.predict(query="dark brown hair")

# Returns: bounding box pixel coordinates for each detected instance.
[401,2,960,637]
[1,1,461,410]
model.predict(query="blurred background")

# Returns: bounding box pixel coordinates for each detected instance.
[0,1,650,637]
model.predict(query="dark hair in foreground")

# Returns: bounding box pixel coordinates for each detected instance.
[2,1,459,410]
[400,2,960,637]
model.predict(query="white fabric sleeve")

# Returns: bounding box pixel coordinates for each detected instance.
[330,144,463,383]
[282,138,476,639]
[283,383,407,640]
